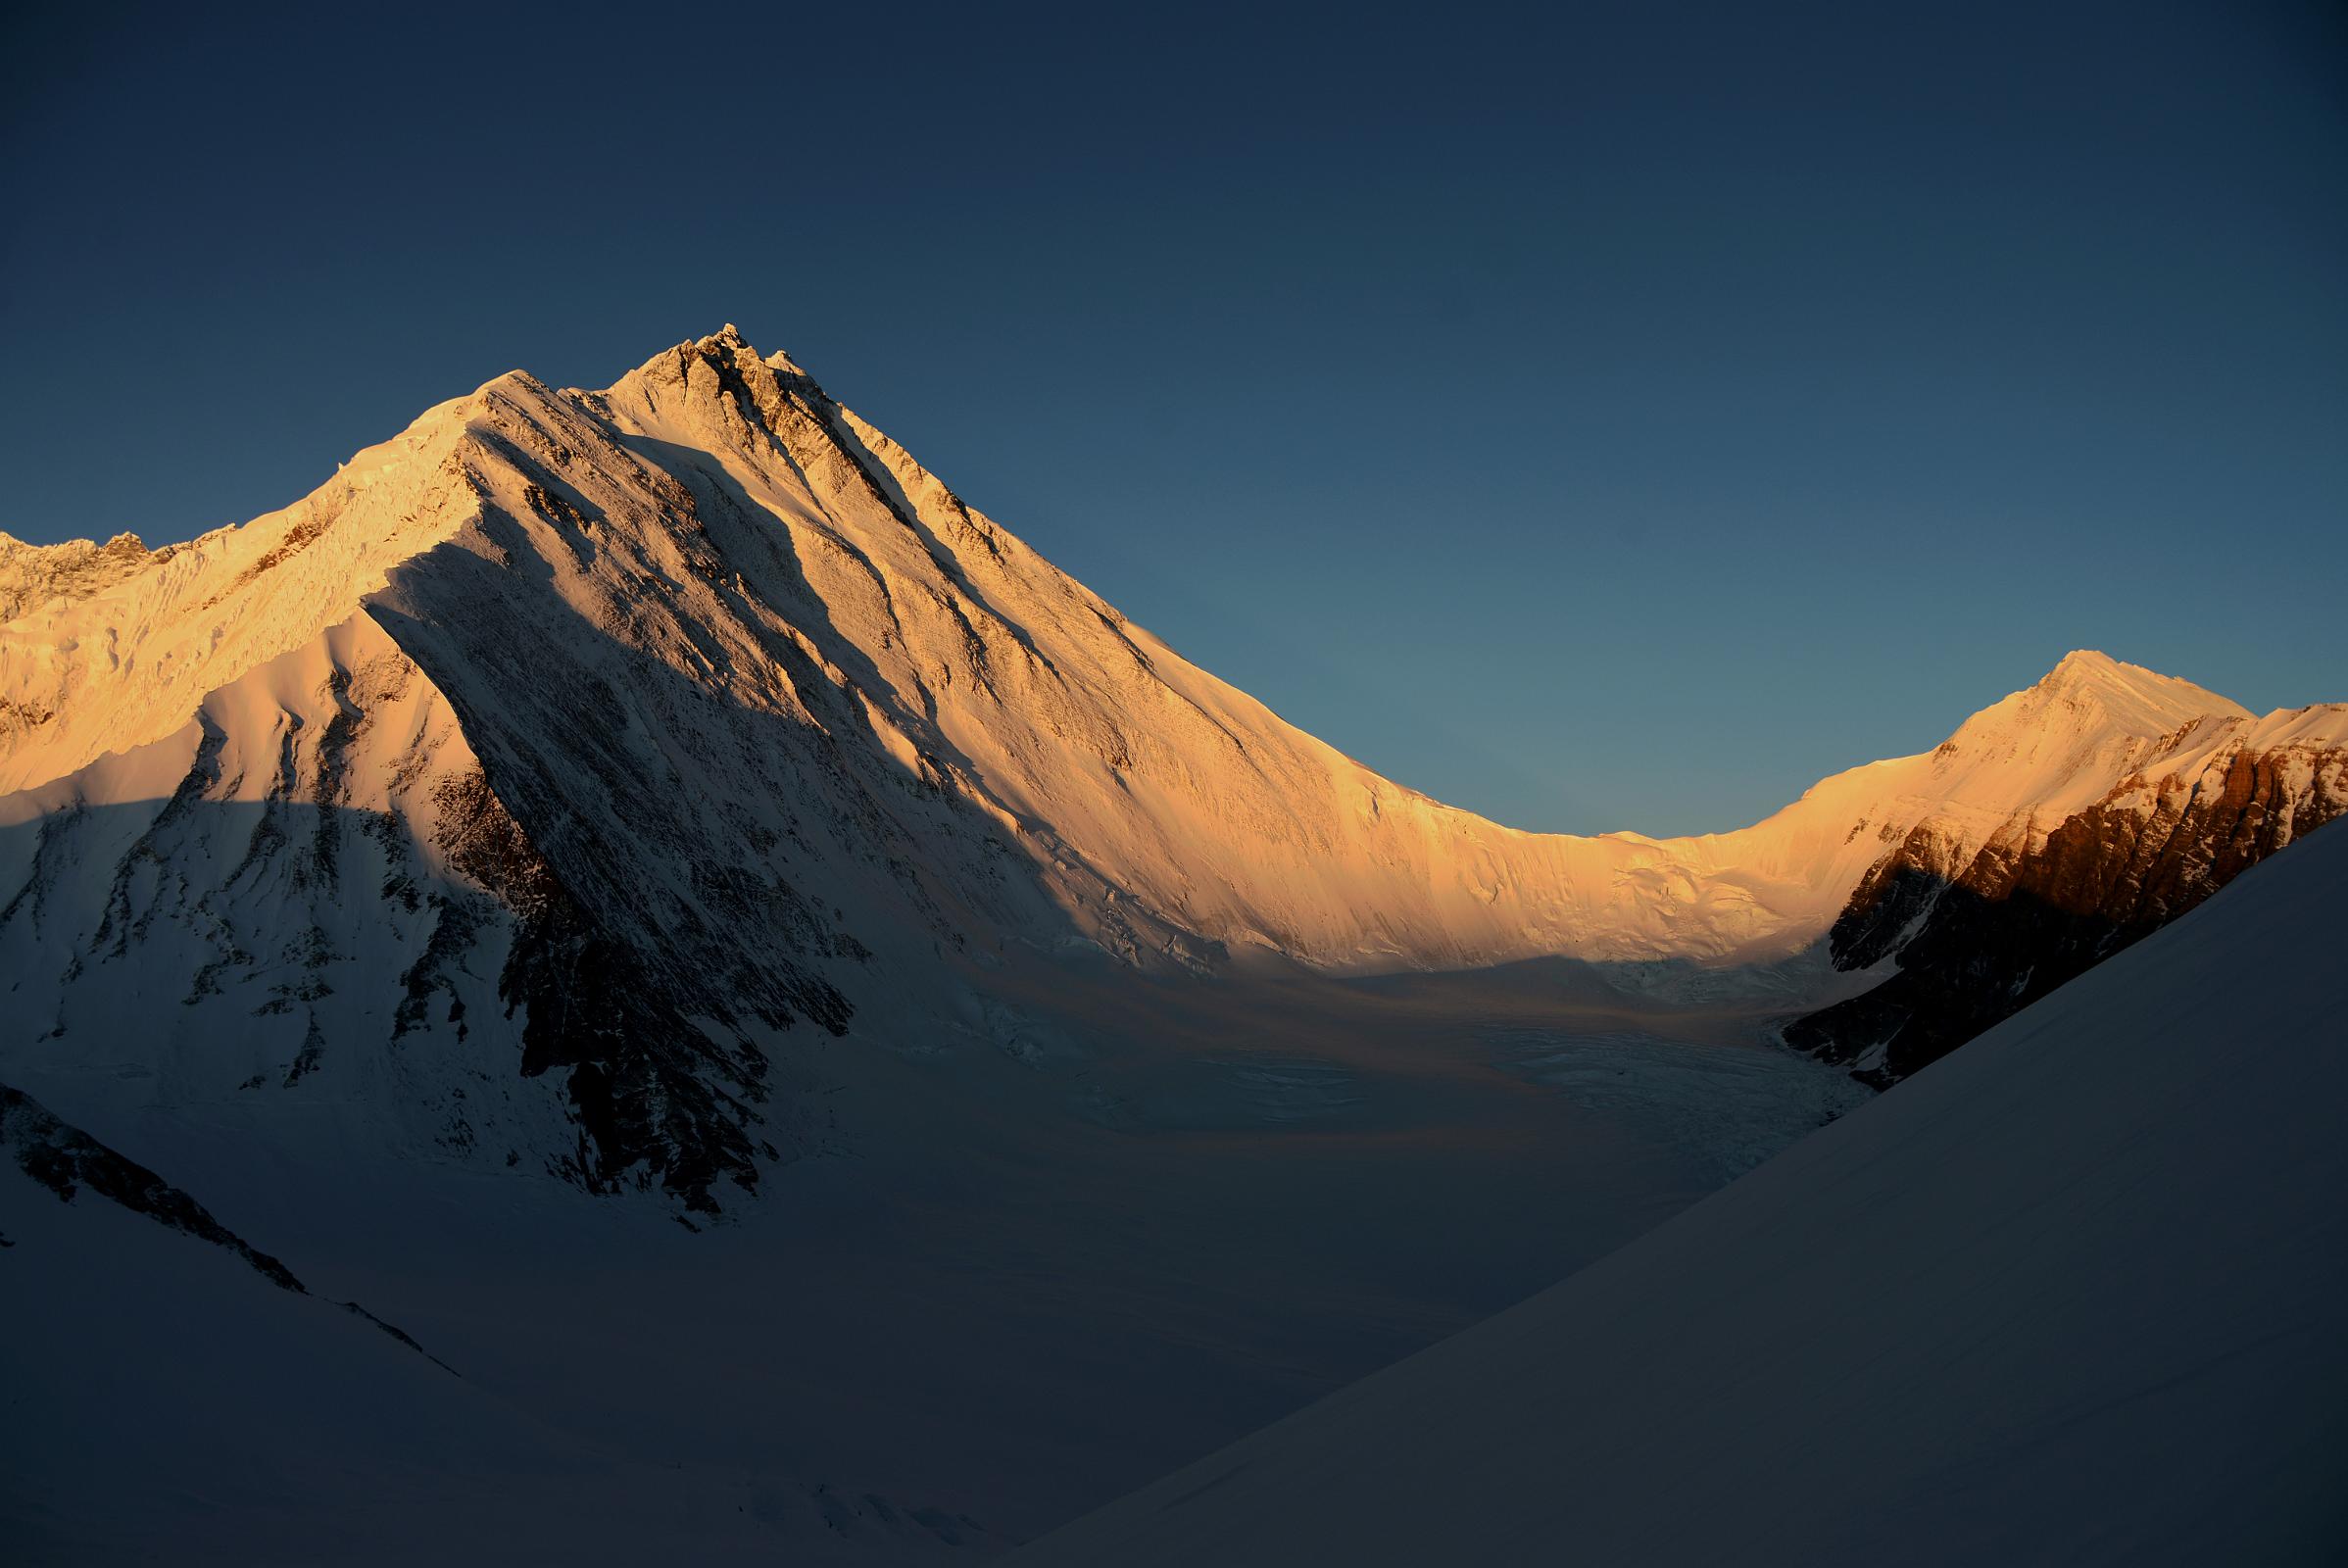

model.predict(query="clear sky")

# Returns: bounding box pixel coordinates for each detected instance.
[4,0,2342,837]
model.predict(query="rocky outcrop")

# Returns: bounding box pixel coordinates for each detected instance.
[427,767,801,1211]
[1786,722,2348,1086]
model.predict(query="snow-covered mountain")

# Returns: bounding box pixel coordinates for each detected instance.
[3,327,2342,1209]
[1005,808,2348,1568]
[5,327,2343,1563]
[1787,682,2346,1082]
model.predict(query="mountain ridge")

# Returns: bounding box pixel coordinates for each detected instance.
[6,330,2326,944]
[0,332,2290,848]
[4,326,2342,1207]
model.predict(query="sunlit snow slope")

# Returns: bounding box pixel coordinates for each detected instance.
[1009,818,2348,1568]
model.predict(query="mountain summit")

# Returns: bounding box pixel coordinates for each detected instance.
[3,328,2341,1207]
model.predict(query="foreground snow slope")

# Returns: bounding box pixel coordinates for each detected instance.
[1010,822,2348,1567]
[0,1088,1003,1566]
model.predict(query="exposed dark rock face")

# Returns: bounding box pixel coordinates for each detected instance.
[428,767,785,1212]
[1787,739,2348,1087]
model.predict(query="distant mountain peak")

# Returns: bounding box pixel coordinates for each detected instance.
[2044,647,2128,682]
[677,322,795,369]
[2029,647,2247,724]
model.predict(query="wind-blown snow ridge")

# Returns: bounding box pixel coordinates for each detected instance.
[0,388,488,789]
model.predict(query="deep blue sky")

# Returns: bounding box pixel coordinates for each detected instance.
[4,1,2342,836]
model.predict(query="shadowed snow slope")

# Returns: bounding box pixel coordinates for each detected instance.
[1009,821,2348,1567]
[0,1096,1006,1567]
